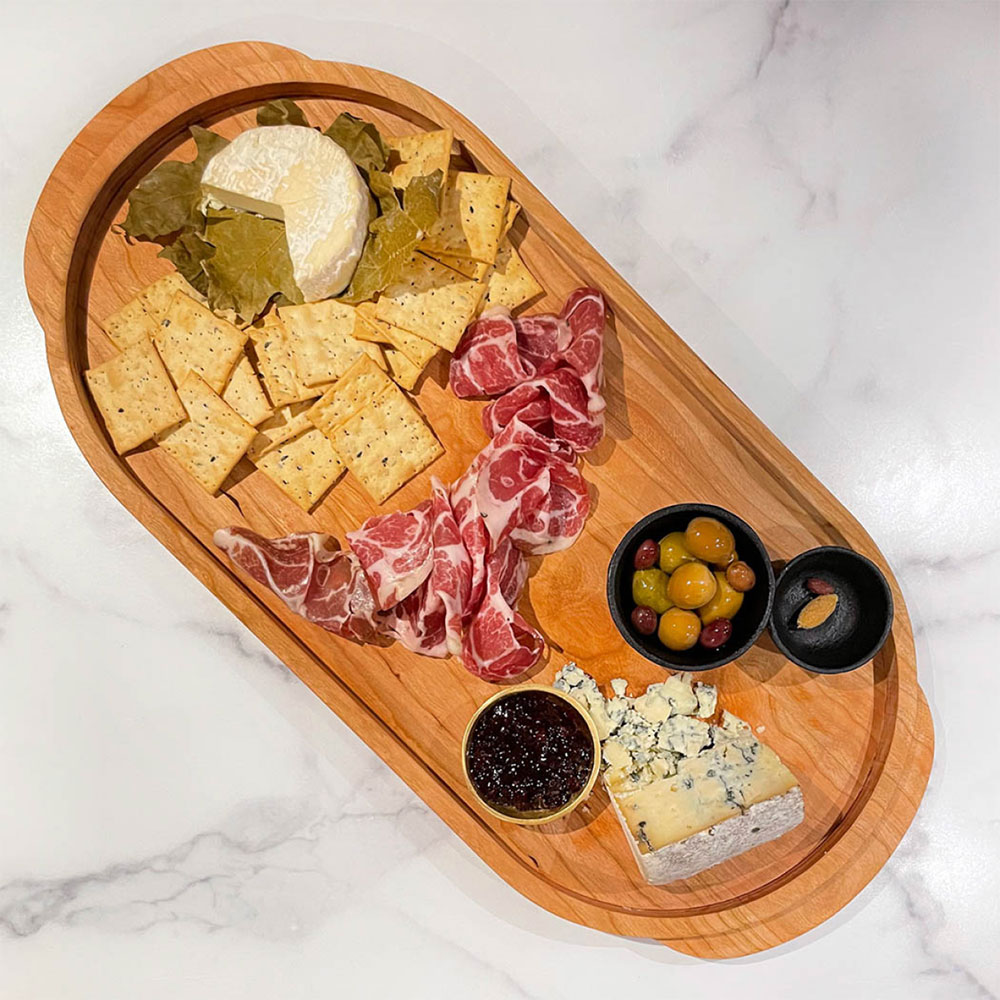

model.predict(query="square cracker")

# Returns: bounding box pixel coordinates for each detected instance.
[356,302,438,369]
[383,346,423,391]
[330,382,443,504]
[222,353,273,426]
[85,337,186,454]
[156,372,257,494]
[249,313,326,408]
[254,426,344,512]
[278,299,385,387]
[308,354,393,438]
[388,128,453,190]
[418,171,510,264]
[431,254,490,282]
[375,253,485,352]
[482,239,544,311]
[503,201,521,236]
[101,273,206,350]
[154,291,248,393]
[246,402,315,463]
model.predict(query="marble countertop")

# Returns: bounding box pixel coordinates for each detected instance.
[2,2,997,996]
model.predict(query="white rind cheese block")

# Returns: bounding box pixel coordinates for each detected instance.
[201,126,368,300]
[610,785,804,884]
[554,665,804,885]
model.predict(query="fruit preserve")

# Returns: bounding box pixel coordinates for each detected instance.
[465,690,596,816]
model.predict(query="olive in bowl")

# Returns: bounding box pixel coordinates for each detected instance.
[607,503,775,671]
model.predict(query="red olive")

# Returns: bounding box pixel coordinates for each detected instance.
[633,539,659,570]
[630,605,658,636]
[699,618,733,649]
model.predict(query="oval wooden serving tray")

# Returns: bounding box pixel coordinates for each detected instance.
[24,42,933,958]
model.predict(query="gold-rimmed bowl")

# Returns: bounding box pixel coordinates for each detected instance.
[461,684,601,826]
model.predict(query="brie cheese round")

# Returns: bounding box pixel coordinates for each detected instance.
[201,125,368,300]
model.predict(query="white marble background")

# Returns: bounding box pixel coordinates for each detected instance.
[2,1,998,996]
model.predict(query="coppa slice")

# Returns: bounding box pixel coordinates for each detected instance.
[278,299,384,387]
[155,371,257,494]
[84,337,186,454]
[201,125,369,300]
[154,291,248,393]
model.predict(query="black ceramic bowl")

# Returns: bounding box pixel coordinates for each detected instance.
[607,503,775,672]
[769,546,893,673]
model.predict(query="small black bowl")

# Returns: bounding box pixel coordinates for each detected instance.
[607,503,775,672]
[769,546,893,673]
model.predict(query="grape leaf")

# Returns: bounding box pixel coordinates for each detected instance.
[340,170,443,304]
[158,230,214,295]
[121,127,228,240]
[324,113,388,173]
[257,99,309,127]
[202,209,303,322]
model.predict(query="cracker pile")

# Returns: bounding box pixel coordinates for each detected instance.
[86,127,542,513]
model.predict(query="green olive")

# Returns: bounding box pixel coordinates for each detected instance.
[632,568,673,614]
[658,531,697,573]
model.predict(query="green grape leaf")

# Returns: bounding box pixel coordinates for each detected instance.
[158,230,214,295]
[256,99,310,127]
[202,209,303,322]
[121,127,228,240]
[324,112,388,173]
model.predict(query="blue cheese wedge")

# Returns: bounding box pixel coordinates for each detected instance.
[201,126,368,300]
[553,665,804,884]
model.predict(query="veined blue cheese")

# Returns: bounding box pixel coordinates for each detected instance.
[201,126,369,300]
[553,664,804,884]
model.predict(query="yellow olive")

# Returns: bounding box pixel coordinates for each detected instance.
[667,561,718,610]
[658,608,702,651]
[685,516,736,566]
[698,570,744,624]
[658,531,697,573]
[632,568,673,614]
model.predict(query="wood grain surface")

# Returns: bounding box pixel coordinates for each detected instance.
[23,41,934,958]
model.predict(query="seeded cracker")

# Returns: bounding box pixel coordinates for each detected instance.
[100,273,206,350]
[382,346,423,391]
[330,383,443,504]
[308,354,393,438]
[279,299,385,386]
[356,302,438,370]
[249,313,327,408]
[154,291,248,393]
[85,337,186,454]
[387,129,453,190]
[156,372,257,494]
[417,171,510,263]
[246,402,315,463]
[482,238,543,311]
[254,427,345,511]
[375,253,485,352]
[503,201,521,236]
[222,353,273,425]
[431,254,491,281]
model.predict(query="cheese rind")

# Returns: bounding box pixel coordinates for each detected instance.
[201,126,368,300]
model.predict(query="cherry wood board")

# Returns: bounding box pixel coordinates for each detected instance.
[24,42,933,958]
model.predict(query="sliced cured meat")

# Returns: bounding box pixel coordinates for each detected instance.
[515,313,570,376]
[508,456,590,555]
[427,479,471,654]
[449,309,532,398]
[347,500,434,610]
[214,527,386,645]
[483,367,601,453]
[461,545,544,682]
[384,583,448,658]
[476,437,551,548]
[450,452,490,616]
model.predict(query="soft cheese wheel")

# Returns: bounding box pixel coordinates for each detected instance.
[201,126,368,300]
